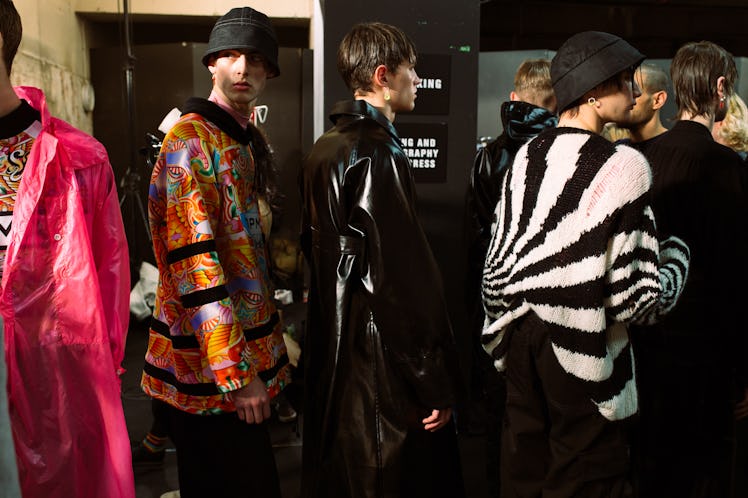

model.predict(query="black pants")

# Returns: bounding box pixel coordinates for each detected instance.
[166,404,281,498]
[150,397,170,438]
[632,335,736,498]
[500,313,632,498]
[400,418,466,498]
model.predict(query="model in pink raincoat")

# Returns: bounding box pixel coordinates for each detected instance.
[0,86,134,498]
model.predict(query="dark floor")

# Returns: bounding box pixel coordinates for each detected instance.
[121,316,493,498]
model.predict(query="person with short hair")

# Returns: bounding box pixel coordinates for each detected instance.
[466,57,558,498]
[142,6,290,498]
[617,62,670,152]
[481,31,690,496]
[469,59,558,260]
[631,40,748,498]
[300,22,465,498]
[512,58,557,112]
[0,1,133,497]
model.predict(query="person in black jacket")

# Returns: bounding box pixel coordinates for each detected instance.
[464,59,557,497]
[631,40,748,498]
[299,22,464,498]
[469,59,557,257]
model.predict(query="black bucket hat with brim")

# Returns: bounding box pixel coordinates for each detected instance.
[551,31,645,113]
[202,6,280,78]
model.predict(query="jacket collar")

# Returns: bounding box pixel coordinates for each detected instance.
[0,99,40,139]
[182,97,252,145]
[671,119,713,139]
[13,86,50,131]
[500,100,558,143]
[329,99,400,141]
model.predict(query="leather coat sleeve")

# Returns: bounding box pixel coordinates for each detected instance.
[469,146,501,242]
[343,147,460,409]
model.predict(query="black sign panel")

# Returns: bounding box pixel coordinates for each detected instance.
[395,122,448,183]
[413,54,451,115]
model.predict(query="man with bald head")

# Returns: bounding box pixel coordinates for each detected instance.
[617,62,669,152]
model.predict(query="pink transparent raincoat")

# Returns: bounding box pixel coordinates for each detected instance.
[0,87,135,498]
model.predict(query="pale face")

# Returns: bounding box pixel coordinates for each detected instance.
[387,62,421,114]
[208,49,268,114]
[597,68,641,123]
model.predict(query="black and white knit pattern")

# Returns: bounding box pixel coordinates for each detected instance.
[481,128,689,421]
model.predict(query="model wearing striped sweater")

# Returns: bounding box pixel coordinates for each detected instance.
[482,126,689,421]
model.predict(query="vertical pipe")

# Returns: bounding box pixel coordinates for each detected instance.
[123,0,138,175]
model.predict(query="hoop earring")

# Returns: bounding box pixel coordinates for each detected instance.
[384,89,391,101]
[588,97,597,106]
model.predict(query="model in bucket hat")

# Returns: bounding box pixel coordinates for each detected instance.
[481,31,690,496]
[141,5,289,498]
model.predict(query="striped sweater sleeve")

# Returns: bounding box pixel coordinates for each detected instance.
[604,205,690,325]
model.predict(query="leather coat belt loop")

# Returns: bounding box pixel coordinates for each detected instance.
[311,227,363,254]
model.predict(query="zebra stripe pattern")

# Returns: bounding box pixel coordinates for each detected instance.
[481,127,689,420]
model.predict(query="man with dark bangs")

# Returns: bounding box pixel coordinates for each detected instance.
[300,22,465,498]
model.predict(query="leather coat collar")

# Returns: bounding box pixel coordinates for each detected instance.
[500,100,558,145]
[329,99,400,141]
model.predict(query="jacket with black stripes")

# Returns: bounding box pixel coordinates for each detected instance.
[142,97,290,414]
[481,126,690,421]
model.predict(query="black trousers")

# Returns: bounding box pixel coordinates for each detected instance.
[500,313,633,498]
[165,404,281,498]
[150,397,170,438]
[400,418,466,498]
[632,334,736,498]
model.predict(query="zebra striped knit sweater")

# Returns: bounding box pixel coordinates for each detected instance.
[481,127,690,421]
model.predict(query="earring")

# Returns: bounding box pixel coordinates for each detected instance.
[384,89,391,101]
[588,97,597,106]
[719,96,726,109]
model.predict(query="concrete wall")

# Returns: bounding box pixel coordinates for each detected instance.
[10,0,312,133]
[13,0,94,132]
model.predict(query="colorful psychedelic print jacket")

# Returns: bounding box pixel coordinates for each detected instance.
[142,97,289,414]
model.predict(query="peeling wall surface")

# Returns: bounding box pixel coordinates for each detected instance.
[12,0,94,131]
[13,53,95,134]
[9,0,312,132]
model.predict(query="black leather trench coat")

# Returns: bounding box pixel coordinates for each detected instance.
[299,100,463,498]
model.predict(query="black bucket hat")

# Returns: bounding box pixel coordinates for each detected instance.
[551,31,645,113]
[201,6,280,78]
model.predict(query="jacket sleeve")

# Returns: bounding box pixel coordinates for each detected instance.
[89,160,131,373]
[344,146,461,410]
[601,150,690,325]
[154,132,256,392]
[468,146,501,242]
[605,203,690,325]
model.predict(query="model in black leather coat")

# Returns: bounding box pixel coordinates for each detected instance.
[300,99,464,498]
